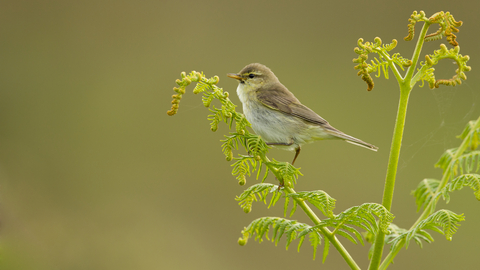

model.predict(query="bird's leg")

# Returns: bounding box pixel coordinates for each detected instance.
[265,140,300,165]
[291,146,301,166]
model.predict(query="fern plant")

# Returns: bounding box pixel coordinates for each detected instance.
[166,10,476,270]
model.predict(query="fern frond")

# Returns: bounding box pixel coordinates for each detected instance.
[404,11,428,41]
[271,158,303,188]
[412,178,441,212]
[435,118,480,176]
[316,203,394,245]
[417,44,471,89]
[336,225,365,245]
[404,11,463,47]
[207,105,230,132]
[236,183,281,213]
[442,174,480,203]
[382,39,398,51]
[458,119,480,151]
[452,151,480,175]
[353,37,411,91]
[167,71,198,116]
[239,217,323,259]
[391,53,413,69]
[339,203,394,234]
[309,231,322,260]
[245,134,270,157]
[221,133,241,161]
[288,190,336,218]
[410,209,464,243]
[425,12,463,46]
[366,56,390,79]
[385,223,407,244]
[435,147,458,172]
[387,223,434,250]
[199,83,215,107]
[231,155,262,185]
[390,210,464,250]
[416,66,436,89]
[168,70,253,139]
[353,38,391,91]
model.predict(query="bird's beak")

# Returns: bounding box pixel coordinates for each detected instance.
[227,73,243,81]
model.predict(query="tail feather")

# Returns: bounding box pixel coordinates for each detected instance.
[344,139,378,151]
[327,129,378,151]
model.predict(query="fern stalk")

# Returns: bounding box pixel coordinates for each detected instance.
[415,115,480,221]
[368,22,430,270]
[379,115,480,270]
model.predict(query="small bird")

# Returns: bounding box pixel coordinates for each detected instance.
[227,63,378,165]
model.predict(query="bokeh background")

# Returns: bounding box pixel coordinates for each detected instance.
[1,0,479,269]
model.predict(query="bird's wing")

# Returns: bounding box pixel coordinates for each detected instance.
[256,85,331,127]
[257,84,379,151]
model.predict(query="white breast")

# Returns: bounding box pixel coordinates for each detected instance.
[236,83,249,104]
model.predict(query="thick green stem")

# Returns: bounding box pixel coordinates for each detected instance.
[382,88,411,210]
[369,21,432,270]
[368,86,411,270]
[404,22,431,83]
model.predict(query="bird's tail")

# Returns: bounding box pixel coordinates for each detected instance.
[328,130,378,151]
[344,138,378,151]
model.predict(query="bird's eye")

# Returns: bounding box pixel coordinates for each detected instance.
[248,74,255,78]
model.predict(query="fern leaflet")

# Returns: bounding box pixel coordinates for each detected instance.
[235,183,281,213]
[412,178,441,212]
[315,203,394,245]
[442,174,480,202]
[389,209,464,249]
[239,217,323,259]
[288,190,336,218]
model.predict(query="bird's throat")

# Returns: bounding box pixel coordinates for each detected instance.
[236,83,258,105]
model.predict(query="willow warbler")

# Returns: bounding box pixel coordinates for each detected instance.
[227,63,378,165]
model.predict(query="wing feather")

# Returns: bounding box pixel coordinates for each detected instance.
[256,84,330,127]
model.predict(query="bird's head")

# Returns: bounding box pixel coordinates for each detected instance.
[227,63,279,92]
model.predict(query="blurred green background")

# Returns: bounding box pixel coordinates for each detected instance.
[1,1,479,269]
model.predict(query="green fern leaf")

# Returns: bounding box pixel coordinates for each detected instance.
[336,203,394,234]
[410,209,464,242]
[366,56,390,79]
[309,231,322,260]
[231,155,258,184]
[385,223,408,249]
[288,190,336,218]
[412,178,441,211]
[239,217,322,259]
[387,223,434,250]
[322,237,330,263]
[221,133,241,161]
[458,119,480,150]
[337,225,365,245]
[235,183,280,213]
[391,53,412,69]
[435,147,457,172]
[454,151,480,175]
[273,159,302,186]
[315,203,393,246]
[435,148,480,175]
[389,210,465,249]
[245,134,269,157]
[442,174,480,202]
